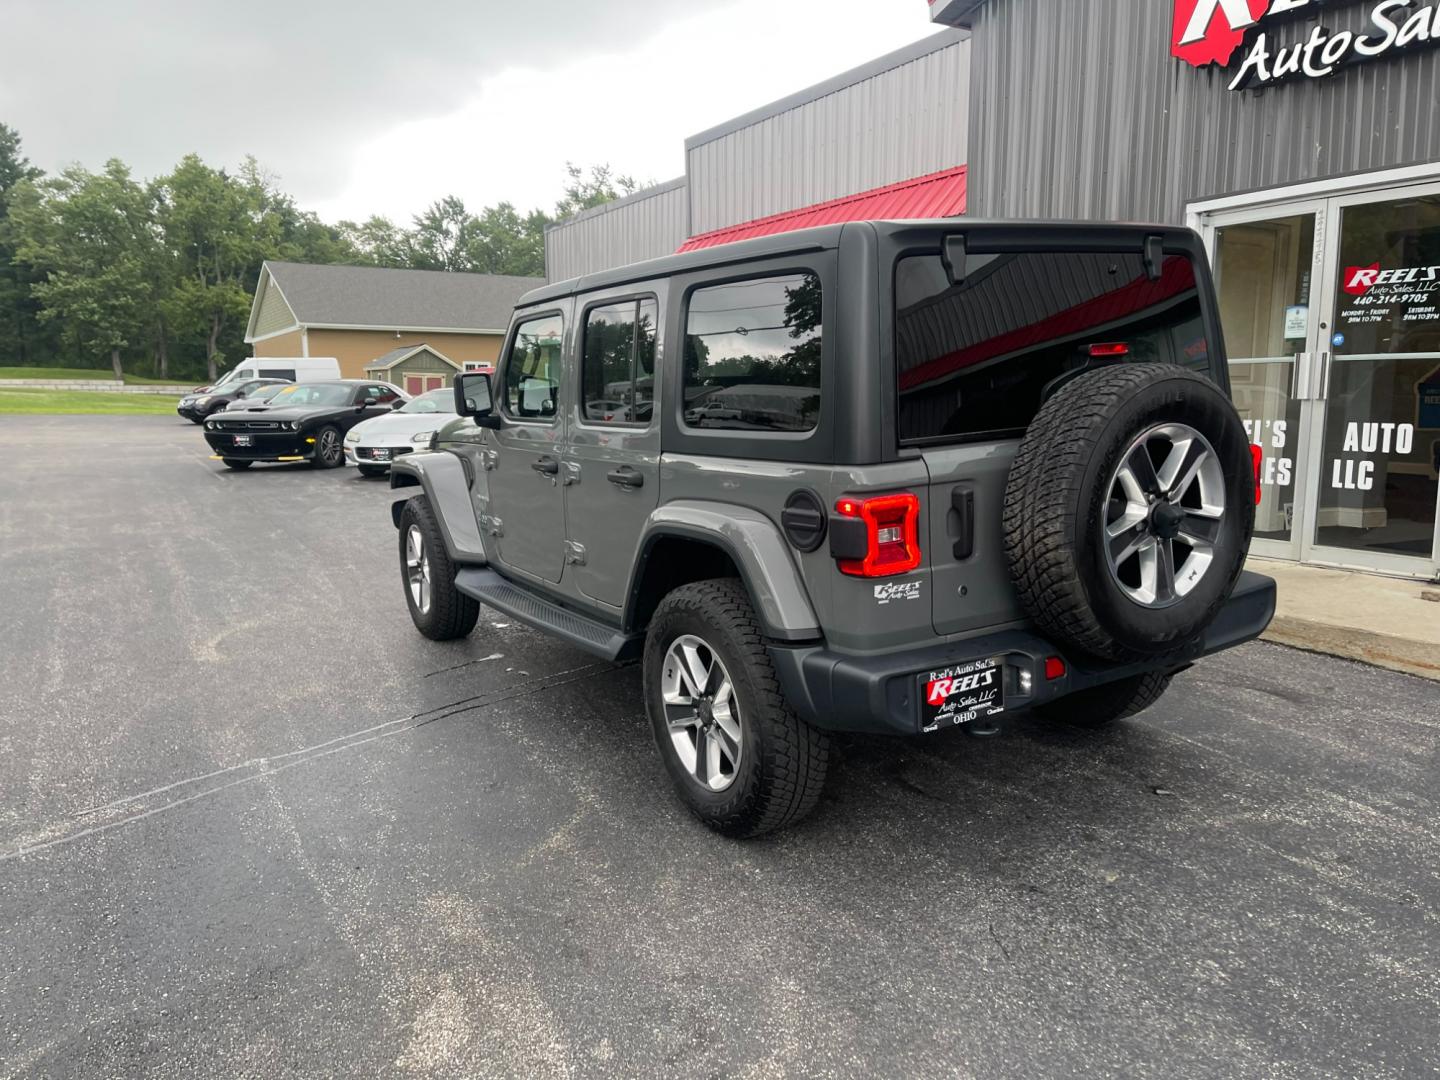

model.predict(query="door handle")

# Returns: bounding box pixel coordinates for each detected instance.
[1289,353,1312,399]
[607,466,644,490]
[532,456,559,476]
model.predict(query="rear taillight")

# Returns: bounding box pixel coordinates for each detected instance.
[834,493,922,577]
[1250,445,1264,505]
[1088,342,1130,358]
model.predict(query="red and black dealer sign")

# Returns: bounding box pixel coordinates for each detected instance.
[1171,0,1440,89]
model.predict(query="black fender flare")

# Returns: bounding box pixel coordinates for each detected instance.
[389,453,487,565]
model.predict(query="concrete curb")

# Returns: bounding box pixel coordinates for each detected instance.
[1263,617,1440,682]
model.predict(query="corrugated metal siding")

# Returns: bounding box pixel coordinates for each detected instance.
[678,166,967,251]
[967,0,1440,224]
[687,38,971,235]
[544,179,688,282]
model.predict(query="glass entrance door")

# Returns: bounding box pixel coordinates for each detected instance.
[1213,206,1328,561]
[1207,181,1440,579]
[1303,186,1440,575]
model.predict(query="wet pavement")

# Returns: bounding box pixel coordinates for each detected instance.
[2,416,1437,1079]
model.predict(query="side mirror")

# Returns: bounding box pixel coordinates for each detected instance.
[455,372,500,429]
[362,396,378,407]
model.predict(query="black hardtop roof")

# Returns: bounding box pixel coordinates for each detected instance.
[519,218,1202,309]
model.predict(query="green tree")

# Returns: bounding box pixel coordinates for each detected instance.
[154,155,271,382]
[0,124,50,365]
[409,195,476,271]
[339,215,414,267]
[464,202,548,276]
[553,162,641,220]
[10,160,159,378]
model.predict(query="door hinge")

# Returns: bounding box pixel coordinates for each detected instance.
[564,540,587,565]
[480,514,504,537]
[562,461,582,486]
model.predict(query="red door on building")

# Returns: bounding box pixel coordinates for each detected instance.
[404,375,446,396]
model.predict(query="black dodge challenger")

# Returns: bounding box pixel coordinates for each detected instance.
[203,380,407,470]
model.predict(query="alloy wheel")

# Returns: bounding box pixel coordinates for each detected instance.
[1103,422,1226,609]
[319,429,341,464]
[405,525,431,614]
[660,634,742,792]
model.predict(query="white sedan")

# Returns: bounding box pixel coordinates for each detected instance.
[345,388,456,476]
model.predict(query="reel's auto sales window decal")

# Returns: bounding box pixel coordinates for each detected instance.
[1172,0,1440,90]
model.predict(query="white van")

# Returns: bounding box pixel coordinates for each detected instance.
[211,357,341,388]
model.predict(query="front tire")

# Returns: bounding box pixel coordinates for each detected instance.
[1035,671,1171,729]
[222,459,252,470]
[644,579,830,838]
[398,496,479,641]
[311,425,344,469]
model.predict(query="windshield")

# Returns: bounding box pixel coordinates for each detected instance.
[248,384,288,402]
[400,389,455,414]
[267,384,353,407]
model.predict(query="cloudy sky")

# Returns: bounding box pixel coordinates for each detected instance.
[0,0,940,225]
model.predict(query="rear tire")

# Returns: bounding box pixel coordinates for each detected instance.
[644,579,830,838]
[222,459,252,470]
[311,425,344,469]
[398,496,480,641]
[1036,672,1171,729]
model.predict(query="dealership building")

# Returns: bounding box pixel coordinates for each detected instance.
[545,0,1440,580]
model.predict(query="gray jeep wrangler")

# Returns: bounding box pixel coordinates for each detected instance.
[388,220,1276,837]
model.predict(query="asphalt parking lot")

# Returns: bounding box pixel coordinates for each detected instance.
[2,415,1438,1079]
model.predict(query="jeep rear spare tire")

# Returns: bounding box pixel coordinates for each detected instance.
[1003,363,1254,662]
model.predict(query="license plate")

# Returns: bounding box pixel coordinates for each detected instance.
[920,657,1005,733]
[371,448,391,461]
[233,434,252,447]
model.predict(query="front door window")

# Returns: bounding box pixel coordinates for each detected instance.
[1313,193,1440,560]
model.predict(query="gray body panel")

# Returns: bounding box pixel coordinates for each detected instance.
[563,280,669,609]
[485,298,574,584]
[389,452,487,564]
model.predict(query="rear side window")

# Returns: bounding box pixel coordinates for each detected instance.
[895,252,1211,443]
[683,272,821,433]
[582,298,658,424]
[502,313,565,420]
[261,368,296,381]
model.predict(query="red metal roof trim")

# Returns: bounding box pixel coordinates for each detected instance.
[677,165,967,253]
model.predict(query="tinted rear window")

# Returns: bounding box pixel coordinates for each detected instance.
[895,251,1212,443]
[683,273,821,433]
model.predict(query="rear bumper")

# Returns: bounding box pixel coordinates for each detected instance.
[770,570,1277,736]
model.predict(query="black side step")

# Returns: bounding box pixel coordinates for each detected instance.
[454,568,641,663]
